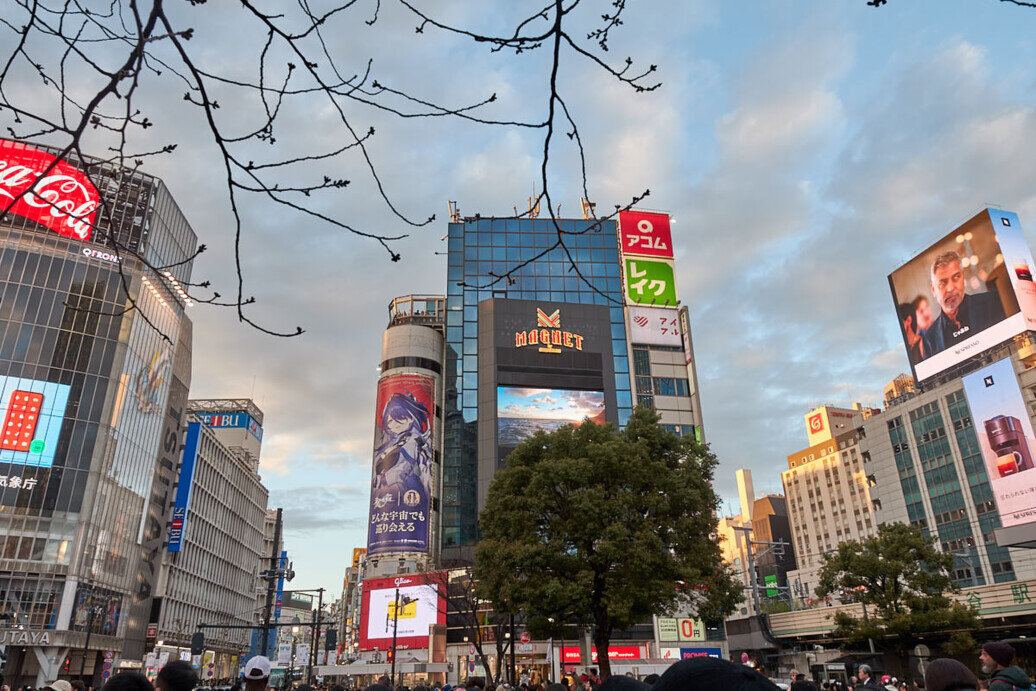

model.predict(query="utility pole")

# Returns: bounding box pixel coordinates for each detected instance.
[261,508,283,656]
[508,613,516,685]
[308,588,323,682]
[390,588,400,687]
[732,525,795,614]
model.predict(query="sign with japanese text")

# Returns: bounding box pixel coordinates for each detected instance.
[624,258,678,307]
[618,211,674,259]
[657,617,705,642]
[562,646,641,663]
[367,374,435,555]
[628,306,681,346]
[0,139,99,241]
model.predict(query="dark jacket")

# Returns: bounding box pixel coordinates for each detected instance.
[920,290,1006,357]
[791,681,818,691]
[989,665,1032,691]
[853,679,880,691]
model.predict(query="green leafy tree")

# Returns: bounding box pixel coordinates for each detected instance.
[816,523,979,668]
[474,407,741,678]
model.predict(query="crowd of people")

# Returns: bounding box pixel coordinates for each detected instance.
[784,640,1031,691]
[0,639,1028,691]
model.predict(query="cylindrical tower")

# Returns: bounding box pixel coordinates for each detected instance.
[364,295,445,578]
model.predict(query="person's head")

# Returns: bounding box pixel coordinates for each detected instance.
[101,672,154,691]
[980,641,1015,674]
[912,296,932,330]
[858,665,872,681]
[242,656,272,691]
[382,393,430,437]
[157,661,198,691]
[930,251,966,316]
[43,682,72,691]
[923,658,978,691]
[377,679,392,688]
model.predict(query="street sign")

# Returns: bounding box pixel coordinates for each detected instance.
[146,624,158,639]
[520,631,531,644]
[741,652,750,665]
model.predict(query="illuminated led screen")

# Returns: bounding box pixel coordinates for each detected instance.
[0,376,71,468]
[497,386,606,446]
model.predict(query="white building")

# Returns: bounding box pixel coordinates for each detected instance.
[152,399,269,678]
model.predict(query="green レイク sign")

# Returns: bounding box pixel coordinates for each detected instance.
[765,574,778,597]
[624,258,677,306]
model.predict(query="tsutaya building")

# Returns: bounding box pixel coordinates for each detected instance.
[358,208,718,680]
[0,139,197,685]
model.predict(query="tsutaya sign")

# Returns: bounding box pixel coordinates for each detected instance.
[514,308,585,354]
[0,629,51,645]
[0,139,99,241]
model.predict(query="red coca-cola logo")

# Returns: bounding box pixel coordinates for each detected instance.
[0,139,98,241]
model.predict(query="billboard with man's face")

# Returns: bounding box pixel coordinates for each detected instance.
[889,208,1036,382]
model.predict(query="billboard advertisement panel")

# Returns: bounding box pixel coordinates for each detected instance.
[367,374,435,555]
[167,421,201,552]
[961,358,1036,527]
[497,387,605,446]
[617,211,674,260]
[628,306,681,347]
[0,138,99,241]
[624,258,677,307]
[0,376,71,468]
[358,572,446,651]
[889,208,1036,381]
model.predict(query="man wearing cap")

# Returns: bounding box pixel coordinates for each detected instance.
[980,641,1032,691]
[243,656,272,691]
[43,681,72,691]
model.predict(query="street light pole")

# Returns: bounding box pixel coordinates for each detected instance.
[79,591,97,683]
[390,588,400,687]
[508,614,516,685]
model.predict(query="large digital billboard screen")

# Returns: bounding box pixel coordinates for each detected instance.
[889,208,1036,381]
[497,386,605,446]
[0,376,71,468]
[962,358,1036,527]
[367,374,435,555]
[358,572,446,651]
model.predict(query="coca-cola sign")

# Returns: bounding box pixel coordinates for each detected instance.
[0,139,98,241]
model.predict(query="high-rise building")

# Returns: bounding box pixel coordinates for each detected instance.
[0,139,197,685]
[883,374,916,407]
[783,406,878,603]
[151,400,269,679]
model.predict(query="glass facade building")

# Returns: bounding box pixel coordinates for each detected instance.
[440,217,633,560]
[0,140,197,683]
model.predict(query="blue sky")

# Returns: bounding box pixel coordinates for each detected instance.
[7,1,1036,597]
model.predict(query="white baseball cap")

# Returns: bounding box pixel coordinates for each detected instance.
[44,682,73,691]
[244,656,272,680]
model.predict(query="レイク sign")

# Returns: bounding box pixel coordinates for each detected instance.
[0,139,98,241]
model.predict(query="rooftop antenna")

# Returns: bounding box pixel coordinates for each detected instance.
[447,201,460,223]
[527,183,540,218]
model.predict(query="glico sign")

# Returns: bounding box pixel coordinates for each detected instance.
[0,139,99,241]
[514,308,585,354]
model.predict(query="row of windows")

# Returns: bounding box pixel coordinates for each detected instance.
[634,376,691,397]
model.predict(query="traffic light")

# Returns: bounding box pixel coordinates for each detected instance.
[386,649,394,664]
[190,631,205,655]
[324,629,337,650]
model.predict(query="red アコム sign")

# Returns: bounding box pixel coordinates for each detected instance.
[0,139,98,241]
[618,210,674,259]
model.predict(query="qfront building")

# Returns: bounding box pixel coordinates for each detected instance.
[0,139,197,685]
[358,208,714,682]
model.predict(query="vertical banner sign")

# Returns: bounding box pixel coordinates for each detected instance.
[167,421,201,551]
[617,211,674,260]
[962,358,1036,527]
[367,374,435,555]
[0,138,99,241]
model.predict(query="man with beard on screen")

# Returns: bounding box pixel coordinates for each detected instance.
[921,250,1006,357]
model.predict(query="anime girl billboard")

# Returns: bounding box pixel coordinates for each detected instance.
[367,374,435,554]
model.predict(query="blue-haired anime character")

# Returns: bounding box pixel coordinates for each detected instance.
[371,390,432,507]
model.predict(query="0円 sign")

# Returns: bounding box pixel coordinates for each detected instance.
[618,211,674,259]
[0,139,99,241]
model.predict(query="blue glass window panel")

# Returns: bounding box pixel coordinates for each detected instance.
[492,231,507,247]
[593,293,609,305]
[474,261,489,275]
[464,227,477,245]
[463,355,477,372]
[506,247,521,261]
[478,289,493,302]
[612,338,628,356]
[463,339,477,355]
[507,219,519,233]
[465,260,477,275]
[448,265,463,284]
[590,248,606,262]
[605,247,619,262]
[463,406,478,423]
[449,235,463,253]
[617,391,633,409]
[561,276,578,292]
[573,248,591,263]
[609,307,624,323]
[446,326,462,342]
[617,373,632,392]
[463,290,478,306]
[532,277,548,292]
[604,262,620,277]
[476,245,491,260]
[614,356,629,374]
[463,372,478,389]
[477,220,490,232]
[446,311,462,326]
[606,277,622,292]
[618,409,632,428]
[493,246,508,261]
[464,305,478,322]
[447,296,462,310]
[611,324,626,340]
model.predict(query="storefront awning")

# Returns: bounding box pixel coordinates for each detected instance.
[313,663,449,676]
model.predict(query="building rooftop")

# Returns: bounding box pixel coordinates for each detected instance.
[188,398,264,425]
